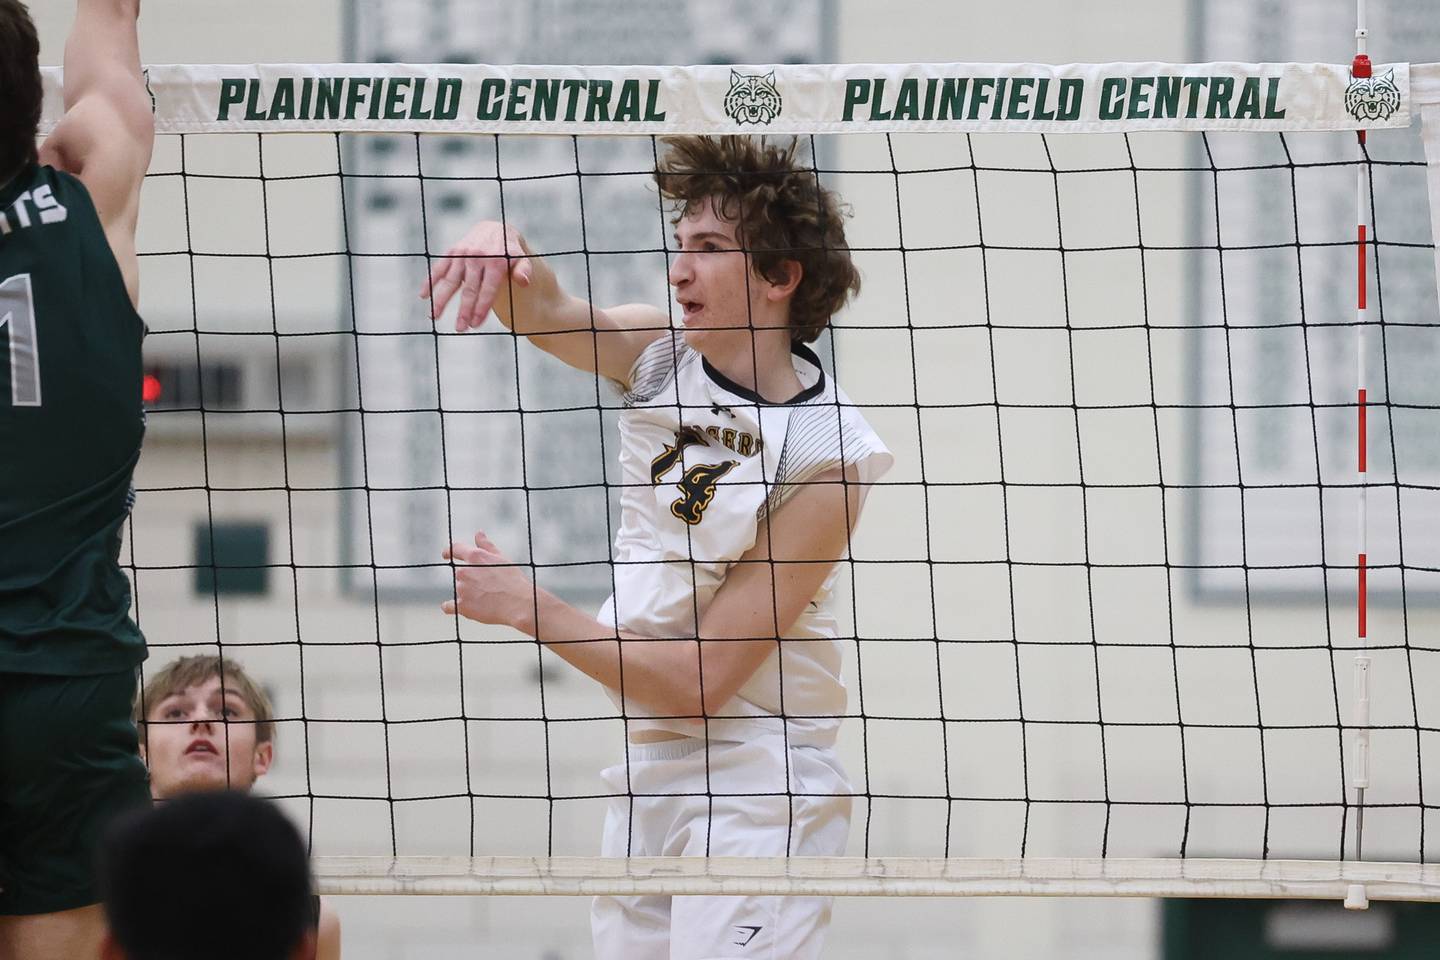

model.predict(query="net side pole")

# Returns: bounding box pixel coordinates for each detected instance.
[1346,0,1374,912]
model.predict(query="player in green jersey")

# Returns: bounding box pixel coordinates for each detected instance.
[0,2,155,957]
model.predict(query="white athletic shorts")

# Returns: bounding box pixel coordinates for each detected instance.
[591,734,851,960]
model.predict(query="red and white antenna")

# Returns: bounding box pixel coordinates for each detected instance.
[1346,0,1373,911]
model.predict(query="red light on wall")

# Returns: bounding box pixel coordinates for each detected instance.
[142,373,162,404]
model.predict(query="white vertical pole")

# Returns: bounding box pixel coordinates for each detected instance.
[1347,0,1373,909]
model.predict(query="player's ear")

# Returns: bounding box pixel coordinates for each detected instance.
[253,738,275,779]
[765,259,803,301]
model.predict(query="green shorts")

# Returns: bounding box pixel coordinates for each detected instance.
[0,669,151,916]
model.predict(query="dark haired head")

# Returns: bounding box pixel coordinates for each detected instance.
[654,135,860,344]
[100,792,315,960]
[0,0,42,182]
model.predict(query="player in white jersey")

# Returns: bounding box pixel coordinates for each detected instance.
[424,136,891,960]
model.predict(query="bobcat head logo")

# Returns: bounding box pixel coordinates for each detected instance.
[724,70,781,126]
[1344,68,1401,122]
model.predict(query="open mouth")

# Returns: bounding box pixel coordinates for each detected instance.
[185,740,219,756]
[680,300,703,321]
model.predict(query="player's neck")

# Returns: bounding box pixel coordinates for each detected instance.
[700,327,802,403]
[1,148,39,190]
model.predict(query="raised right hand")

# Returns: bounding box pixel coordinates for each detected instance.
[421,221,534,331]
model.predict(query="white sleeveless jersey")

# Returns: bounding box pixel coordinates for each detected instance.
[596,331,893,748]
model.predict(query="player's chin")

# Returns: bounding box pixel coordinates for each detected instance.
[686,323,760,359]
[680,325,712,351]
[175,764,251,795]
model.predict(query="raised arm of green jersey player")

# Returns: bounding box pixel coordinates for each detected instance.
[38,0,153,307]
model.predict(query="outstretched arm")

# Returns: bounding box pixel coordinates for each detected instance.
[421,220,668,384]
[37,0,153,306]
[444,466,867,719]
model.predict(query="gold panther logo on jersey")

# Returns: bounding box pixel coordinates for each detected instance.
[650,426,709,484]
[670,460,738,525]
[651,427,738,524]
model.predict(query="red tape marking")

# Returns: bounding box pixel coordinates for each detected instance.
[1359,388,1367,473]
[1358,224,1367,310]
[1359,553,1368,640]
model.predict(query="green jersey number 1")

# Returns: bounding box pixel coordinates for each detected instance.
[1,273,41,407]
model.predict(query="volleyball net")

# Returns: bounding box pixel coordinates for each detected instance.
[37,59,1440,901]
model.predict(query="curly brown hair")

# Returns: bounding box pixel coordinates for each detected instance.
[654,136,859,344]
[0,0,42,181]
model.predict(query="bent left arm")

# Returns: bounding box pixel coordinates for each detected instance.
[444,465,867,719]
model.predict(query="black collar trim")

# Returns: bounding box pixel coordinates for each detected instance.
[701,342,827,406]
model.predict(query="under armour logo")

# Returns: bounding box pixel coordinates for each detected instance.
[710,404,736,419]
[732,924,763,947]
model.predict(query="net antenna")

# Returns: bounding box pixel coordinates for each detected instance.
[1348,0,1373,911]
